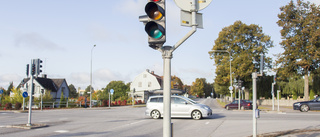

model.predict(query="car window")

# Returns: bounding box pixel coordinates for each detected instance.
[232,100,238,104]
[150,97,163,102]
[171,97,186,104]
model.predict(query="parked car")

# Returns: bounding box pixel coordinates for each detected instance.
[293,97,320,112]
[145,95,212,120]
[225,100,254,110]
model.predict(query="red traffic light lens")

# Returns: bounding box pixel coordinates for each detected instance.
[151,0,161,2]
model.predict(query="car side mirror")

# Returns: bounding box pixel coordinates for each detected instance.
[185,102,188,105]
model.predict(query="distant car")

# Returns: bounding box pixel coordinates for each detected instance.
[225,100,254,110]
[145,95,212,120]
[293,97,320,112]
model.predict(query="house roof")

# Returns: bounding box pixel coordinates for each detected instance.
[149,71,163,87]
[18,77,67,92]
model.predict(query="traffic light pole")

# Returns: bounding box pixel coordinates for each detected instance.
[27,64,35,126]
[159,1,198,137]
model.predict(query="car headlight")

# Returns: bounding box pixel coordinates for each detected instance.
[202,106,210,110]
[294,103,301,106]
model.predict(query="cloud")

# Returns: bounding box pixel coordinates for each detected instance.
[14,32,63,51]
[308,0,320,5]
[0,74,22,88]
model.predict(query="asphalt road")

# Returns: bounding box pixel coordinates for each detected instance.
[0,98,319,137]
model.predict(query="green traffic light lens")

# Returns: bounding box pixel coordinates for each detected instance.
[149,29,162,39]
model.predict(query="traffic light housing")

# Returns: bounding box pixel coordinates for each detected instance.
[31,64,36,76]
[36,59,43,76]
[139,0,166,50]
[26,64,29,77]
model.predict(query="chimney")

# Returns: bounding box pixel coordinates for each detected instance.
[42,74,47,78]
[146,69,150,72]
[151,71,154,74]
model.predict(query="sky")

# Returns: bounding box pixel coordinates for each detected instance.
[0,0,319,91]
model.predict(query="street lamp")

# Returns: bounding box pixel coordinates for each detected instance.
[210,50,233,101]
[90,44,96,108]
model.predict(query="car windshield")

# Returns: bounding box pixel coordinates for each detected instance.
[180,96,198,104]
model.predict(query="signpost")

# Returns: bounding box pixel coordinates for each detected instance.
[139,0,212,136]
[109,89,114,108]
[22,91,28,111]
[0,89,3,103]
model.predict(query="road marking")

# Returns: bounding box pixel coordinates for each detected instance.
[55,130,69,133]
[205,122,210,125]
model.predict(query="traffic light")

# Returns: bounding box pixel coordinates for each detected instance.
[31,64,36,76]
[26,64,29,77]
[36,59,43,76]
[139,0,166,50]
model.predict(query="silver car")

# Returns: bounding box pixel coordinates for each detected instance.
[145,95,212,120]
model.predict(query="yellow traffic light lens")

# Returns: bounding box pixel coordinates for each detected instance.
[145,2,164,21]
[151,10,162,20]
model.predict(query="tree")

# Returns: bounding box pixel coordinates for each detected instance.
[190,78,212,98]
[5,82,13,96]
[105,81,129,101]
[276,0,320,100]
[209,21,273,98]
[68,84,78,98]
[171,76,184,90]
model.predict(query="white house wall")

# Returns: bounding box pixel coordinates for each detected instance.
[55,80,69,102]
[130,70,161,91]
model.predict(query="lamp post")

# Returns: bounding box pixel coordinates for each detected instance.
[210,50,232,101]
[90,45,96,108]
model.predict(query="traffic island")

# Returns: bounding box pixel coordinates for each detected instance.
[7,124,48,129]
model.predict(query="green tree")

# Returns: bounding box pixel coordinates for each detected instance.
[276,0,320,100]
[209,21,273,97]
[68,84,78,98]
[5,82,13,96]
[190,78,212,98]
[105,81,129,101]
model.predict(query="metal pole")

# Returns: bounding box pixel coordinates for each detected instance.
[238,88,241,110]
[229,52,232,101]
[252,72,257,137]
[277,90,280,112]
[27,75,34,126]
[41,91,43,111]
[132,88,135,107]
[109,91,111,108]
[163,48,172,137]
[90,45,96,108]
[271,83,275,111]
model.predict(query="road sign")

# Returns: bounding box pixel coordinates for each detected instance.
[110,89,114,95]
[229,86,233,91]
[0,89,3,94]
[22,92,28,98]
[174,0,212,11]
[180,10,203,28]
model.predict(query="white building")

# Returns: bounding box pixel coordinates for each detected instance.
[18,74,70,104]
[129,69,162,103]
[129,69,185,103]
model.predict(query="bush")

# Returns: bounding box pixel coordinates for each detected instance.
[4,103,12,110]
[117,100,121,106]
[102,100,109,107]
[15,102,22,110]
[121,100,127,106]
[138,100,142,104]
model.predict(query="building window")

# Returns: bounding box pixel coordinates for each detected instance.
[143,74,147,78]
[138,82,142,87]
[148,82,152,87]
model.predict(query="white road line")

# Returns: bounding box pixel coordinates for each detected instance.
[55,130,69,133]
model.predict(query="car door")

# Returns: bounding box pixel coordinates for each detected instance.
[230,100,238,109]
[171,97,190,117]
[312,97,320,110]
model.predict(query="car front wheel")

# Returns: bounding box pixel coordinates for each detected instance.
[151,110,161,119]
[300,104,309,112]
[191,110,202,120]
